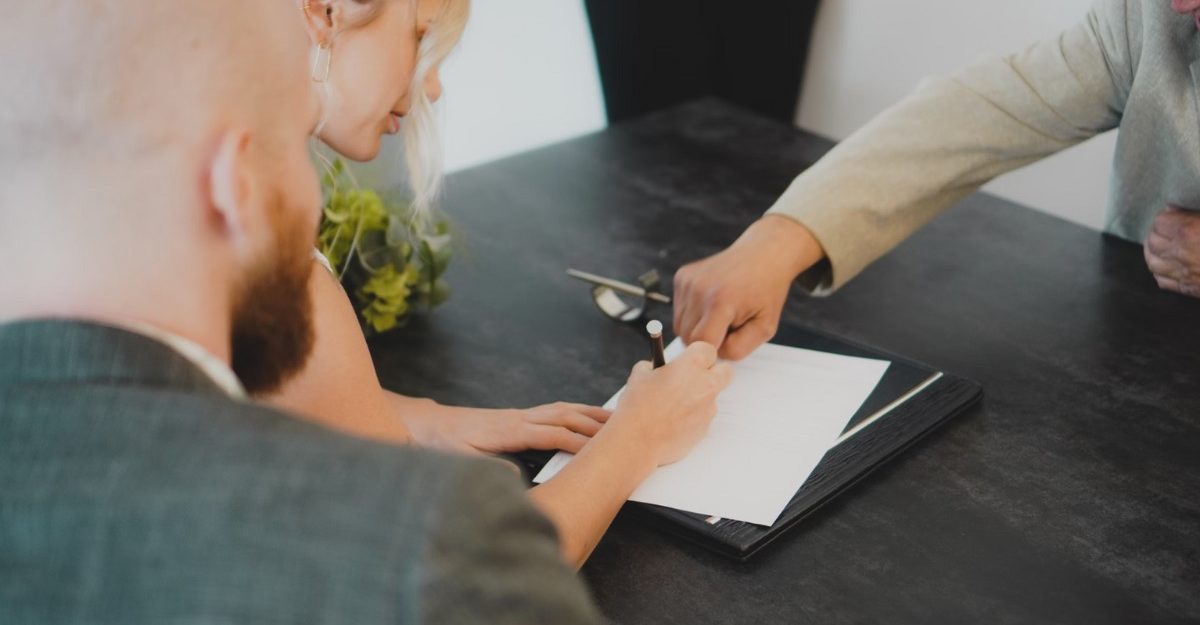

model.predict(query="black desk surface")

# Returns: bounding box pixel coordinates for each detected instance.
[370,99,1200,624]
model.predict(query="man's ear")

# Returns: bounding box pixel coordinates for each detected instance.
[300,0,344,48]
[208,129,254,250]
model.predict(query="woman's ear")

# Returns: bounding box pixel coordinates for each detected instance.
[299,0,344,47]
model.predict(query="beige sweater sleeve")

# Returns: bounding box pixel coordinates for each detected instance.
[770,0,1137,293]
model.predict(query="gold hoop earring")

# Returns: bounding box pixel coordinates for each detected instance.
[311,43,332,83]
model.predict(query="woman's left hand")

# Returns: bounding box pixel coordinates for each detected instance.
[389,395,611,456]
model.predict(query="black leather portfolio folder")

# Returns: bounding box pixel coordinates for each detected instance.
[520,325,983,560]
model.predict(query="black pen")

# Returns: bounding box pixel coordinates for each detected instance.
[646,320,667,368]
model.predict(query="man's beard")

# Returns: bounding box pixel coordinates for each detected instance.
[229,193,316,396]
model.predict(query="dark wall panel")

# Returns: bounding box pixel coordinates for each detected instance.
[585,0,822,123]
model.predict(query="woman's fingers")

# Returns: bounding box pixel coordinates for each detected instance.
[629,360,654,380]
[558,412,603,437]
[530,425,591,454]
[526,404,606,436]
[542,402,610,423]
[528,403,608,424]
[571,404,612,423]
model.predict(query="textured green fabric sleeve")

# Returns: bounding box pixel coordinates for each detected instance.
[770,0,1136,293]
[418,458,604,624]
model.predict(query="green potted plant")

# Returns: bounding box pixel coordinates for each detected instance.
[316,158,452,334]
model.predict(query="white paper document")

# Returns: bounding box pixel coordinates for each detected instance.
[533,339,890,526]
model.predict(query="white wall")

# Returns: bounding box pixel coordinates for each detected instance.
[438,0,606,173]
[797,0,1116,231]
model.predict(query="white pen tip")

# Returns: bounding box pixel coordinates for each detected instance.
[646,320,663,336]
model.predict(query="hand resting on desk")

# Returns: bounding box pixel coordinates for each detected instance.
[388,398,610,456]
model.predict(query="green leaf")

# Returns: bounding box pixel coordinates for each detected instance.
[317,156,454,333]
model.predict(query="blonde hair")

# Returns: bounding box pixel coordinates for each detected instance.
[334,0,469,223]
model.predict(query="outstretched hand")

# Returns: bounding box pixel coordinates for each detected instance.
[674,215,825,360]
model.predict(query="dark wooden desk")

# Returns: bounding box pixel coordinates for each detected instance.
[370,99,1200,624]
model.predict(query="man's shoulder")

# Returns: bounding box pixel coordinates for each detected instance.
[6,379,492,520]
[2,382,561,623]
[6,376,523,515]
[111,385,504,511]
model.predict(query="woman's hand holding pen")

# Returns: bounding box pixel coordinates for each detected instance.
[527,341,734,567]
[605,341,735,468]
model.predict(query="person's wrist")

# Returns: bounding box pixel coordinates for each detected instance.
[739,215,825,281]
[589,409,660,475]
[390,395,440,421]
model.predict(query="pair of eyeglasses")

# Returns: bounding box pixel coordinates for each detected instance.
[566,268,671,323]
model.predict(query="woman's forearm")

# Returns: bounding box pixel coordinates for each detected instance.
[527,422,656,569]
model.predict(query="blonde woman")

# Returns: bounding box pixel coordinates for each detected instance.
[271,0,733,568]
